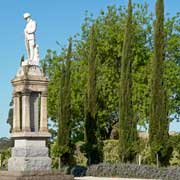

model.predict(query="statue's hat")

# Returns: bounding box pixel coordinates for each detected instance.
[23,12,31,19]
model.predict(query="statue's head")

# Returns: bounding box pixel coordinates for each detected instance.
[23,12,31,21]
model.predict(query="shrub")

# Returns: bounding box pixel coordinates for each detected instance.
[169,134,180,166]
[0,148,11,169]
[140,145,154,165]
[170,149,180,166]
[50,142,61,169]
[74,141,87,166]
[86,163,180,180]
[103,140,119,163]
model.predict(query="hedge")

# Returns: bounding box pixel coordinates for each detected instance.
[86,163,180,180]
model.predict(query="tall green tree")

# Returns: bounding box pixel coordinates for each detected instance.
[44,3,154,142]
[57,38,74,166]
[149,0,169,166]
[41,3,180,166]
[119,0,138,162]
[85,25,101,165]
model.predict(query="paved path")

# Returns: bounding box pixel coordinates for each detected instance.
[75,177,159,180]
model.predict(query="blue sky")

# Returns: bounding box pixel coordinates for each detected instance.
[0,0,179,137]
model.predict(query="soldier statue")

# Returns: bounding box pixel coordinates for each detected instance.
[23,12,39,65]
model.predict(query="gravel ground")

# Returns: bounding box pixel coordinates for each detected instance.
[74,177,160,180]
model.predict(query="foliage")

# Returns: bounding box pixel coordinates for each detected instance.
[71,137,180,167]
[170,149,180,166]
[50,141,61,169]
[103,140,119,163]
[86,163,180,180]
[43,3,155,142]
[164,12,180,122]
[0,137,13,152]
[149,0,170,166]
[57,38,75,166]
[140,145,154,165]
[84,25,102,165]
[169,135,180,166]
[0,148,11,169]
[73,141,87,167]
[41,2,180,167]
[119,0,138,163]
[103,139,154,165]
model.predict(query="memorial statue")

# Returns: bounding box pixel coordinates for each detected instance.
[23,12,39,66]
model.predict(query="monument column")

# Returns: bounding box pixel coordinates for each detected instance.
[40,91,48,132]
[12,92,21,132]
[22,91,31,132]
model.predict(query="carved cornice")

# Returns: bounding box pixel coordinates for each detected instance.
[13,92,21,97]
[21,90,31,96]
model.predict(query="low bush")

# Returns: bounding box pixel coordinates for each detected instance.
[103,140,119,163]
[0,148,11,169]
[73,141,87,166]
[169,134,180,166]
[86,163,180,180]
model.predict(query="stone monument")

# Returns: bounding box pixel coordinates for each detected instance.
[0,13,73,180]
[8,12,51,172]
[8,65,51,171]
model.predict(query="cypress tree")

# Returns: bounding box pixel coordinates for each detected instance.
[149,0,169,166]
[85,25,101,165]
[119,0,137,162]
[57,38,73,166]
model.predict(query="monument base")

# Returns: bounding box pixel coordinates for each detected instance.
[8,157,51,171]
[8,132,52,172]
[0,171,74,180]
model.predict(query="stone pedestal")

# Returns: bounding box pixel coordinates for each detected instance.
[0,171,74,180]
[8,65,51,172]
[8,132,51,171]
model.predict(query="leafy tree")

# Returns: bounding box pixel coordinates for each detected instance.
[164,13,180,122]
[41,2,180,166]
[79,4,153,140]
[44,3,154,143]
[44,3,153,141]
[119,0,138,163]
